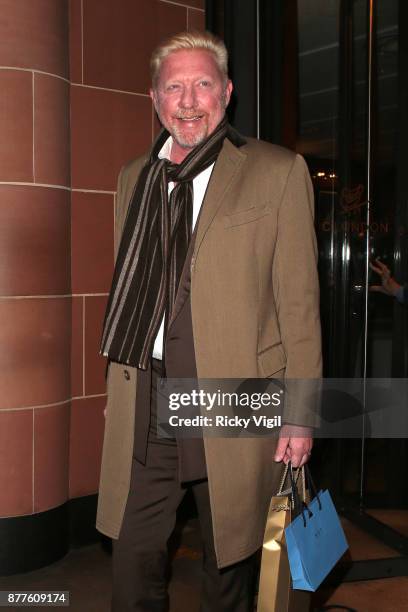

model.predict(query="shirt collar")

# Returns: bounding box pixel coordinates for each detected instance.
[158,136,173,160]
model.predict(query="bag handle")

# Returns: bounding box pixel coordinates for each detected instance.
[277,463,302,497]
[296,463,323,526]
[276,464,302,515]
[276,463,290,496]
[276,463,321,523]
[303,463,322,510]
[288,463,311,525]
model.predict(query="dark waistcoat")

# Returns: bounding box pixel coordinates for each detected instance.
[133,235,207,482]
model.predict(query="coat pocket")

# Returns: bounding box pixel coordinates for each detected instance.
[258,343,286,378]
[224,205,271,228]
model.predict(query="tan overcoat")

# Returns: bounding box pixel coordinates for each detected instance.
[96,136,322,568]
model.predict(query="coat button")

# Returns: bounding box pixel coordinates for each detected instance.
[123,369,130,380]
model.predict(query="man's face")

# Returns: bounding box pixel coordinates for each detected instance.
[150,49,233,152]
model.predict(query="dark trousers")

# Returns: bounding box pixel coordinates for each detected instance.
[112,364,257,611]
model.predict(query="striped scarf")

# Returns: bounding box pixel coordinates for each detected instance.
[100,116,242,369]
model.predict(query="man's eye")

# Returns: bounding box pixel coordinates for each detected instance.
[199,80,211,87]
[166,84,179,91]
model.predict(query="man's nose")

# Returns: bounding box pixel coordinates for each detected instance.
[179,84,196,108]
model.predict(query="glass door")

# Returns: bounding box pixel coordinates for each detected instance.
[207,0,408,571]
[297,0,408,534]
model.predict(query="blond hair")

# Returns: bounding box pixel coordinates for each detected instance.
[150,30,229,88]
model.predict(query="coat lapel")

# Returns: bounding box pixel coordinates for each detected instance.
[168,138,247,328]
[193,138,247,261]
[168,233,196,328]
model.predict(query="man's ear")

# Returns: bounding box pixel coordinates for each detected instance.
[150,88,159,112]
[224,80,233,108]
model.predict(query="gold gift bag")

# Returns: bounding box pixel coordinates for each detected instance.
[257,468,311,612]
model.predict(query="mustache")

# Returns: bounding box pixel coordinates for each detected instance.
[174,110,205,119]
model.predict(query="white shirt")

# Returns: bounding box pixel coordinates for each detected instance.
[152,137,214,360]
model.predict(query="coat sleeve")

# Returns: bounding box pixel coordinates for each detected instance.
[272,154,322,427]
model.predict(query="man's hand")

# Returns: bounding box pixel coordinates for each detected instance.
[370,258,401,297]
[274,424,313,467]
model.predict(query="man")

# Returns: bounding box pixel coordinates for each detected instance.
[370,258,408,304]
[97,31,321,611]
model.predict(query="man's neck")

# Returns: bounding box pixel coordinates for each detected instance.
[170,141,193,164]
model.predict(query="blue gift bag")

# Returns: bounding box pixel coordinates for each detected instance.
[285,488,348,592]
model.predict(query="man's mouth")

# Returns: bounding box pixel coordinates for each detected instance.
[175,114,204,122]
